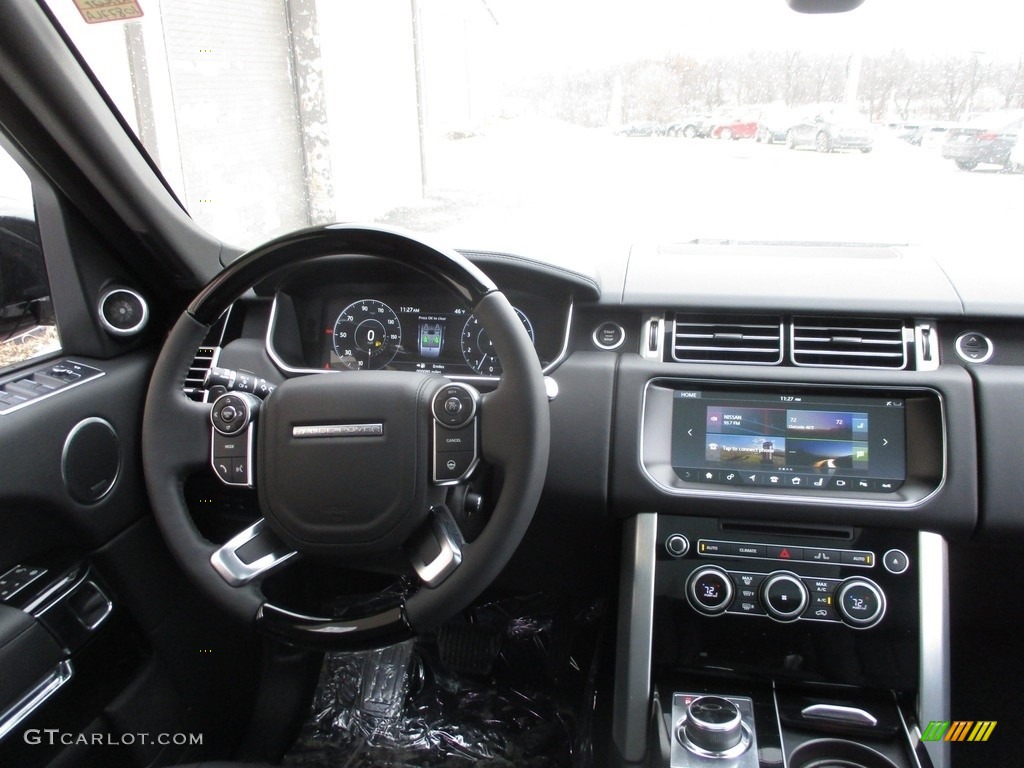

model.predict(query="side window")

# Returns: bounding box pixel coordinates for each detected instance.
[0,144,60,371]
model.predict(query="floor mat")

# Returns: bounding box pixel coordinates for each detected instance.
[284,595,605,768]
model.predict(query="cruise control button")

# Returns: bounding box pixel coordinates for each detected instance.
[435,451,475,482]
[436,424,476,452]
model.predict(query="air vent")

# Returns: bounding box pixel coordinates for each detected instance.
[184,346,219,402]
[672,315,783,365]
[791,317,908,370]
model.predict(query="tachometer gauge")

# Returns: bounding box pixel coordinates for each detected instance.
[461,308,534,375]
[332,299,402,370]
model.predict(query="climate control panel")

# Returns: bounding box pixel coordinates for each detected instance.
[685,565,886,628]
[658,518,914,637]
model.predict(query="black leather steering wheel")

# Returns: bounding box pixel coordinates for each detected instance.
[142,224,550,648]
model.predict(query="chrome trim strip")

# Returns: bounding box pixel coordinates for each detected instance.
[0,661,73,743]
[292,423,383,438]
[638,378,948,510]
[917,532,949,768]
[640,313,664,360]
[801,704,878,727]
[0,362,104,416]
[265,293,575,381]
[72,580,113,631]
[612,512,657,763]
[409,506,464,587]
[210,519,297,587]
[914,323,940,372]
[97,287,149,337]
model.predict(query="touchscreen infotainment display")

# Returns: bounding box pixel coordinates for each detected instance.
[670,388,906,492]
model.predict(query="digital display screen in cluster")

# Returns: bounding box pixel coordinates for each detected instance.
[670,389,906,492]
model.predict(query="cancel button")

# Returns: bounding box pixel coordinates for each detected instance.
[437,424,476,452]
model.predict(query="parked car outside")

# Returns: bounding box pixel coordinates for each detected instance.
[941,111,1024,170]
[614,120,662,137]
[904,122,959,149]
[787,107,874,153]
[711,114,759,140]
[1010,133,1024,172]
[665,114,712,138]
[756,107,800,144]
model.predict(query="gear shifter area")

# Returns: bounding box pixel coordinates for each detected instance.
[670,693,759,767]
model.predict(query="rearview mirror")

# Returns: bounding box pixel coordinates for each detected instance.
[787,0,866,13]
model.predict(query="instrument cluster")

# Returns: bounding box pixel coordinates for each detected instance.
[267,278,571,379]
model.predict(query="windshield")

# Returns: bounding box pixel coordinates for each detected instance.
[43,0,1024,263]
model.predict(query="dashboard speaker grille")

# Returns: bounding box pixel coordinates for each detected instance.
[791,317,908,370]
[672,314,783,365]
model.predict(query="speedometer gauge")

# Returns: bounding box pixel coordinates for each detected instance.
[461,308,534,375]
[332,299,402,370]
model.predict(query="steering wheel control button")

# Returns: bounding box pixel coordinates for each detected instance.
[435,452,476,483]
[883,549,910,574]
[211,393,253,435]
[836,578,886,628]
[592,321,625,350]
[686,566,734,616]
[210,393,258,487]
[213,434,247,457]
[436,424,476,453]
[432,383,478,428]
[955,331,993,363]
[665,534,690,558]
[761,572,809,622]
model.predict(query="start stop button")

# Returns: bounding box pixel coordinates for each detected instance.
[593,322,625,350]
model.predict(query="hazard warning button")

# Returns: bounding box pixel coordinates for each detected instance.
[767,546,804,561]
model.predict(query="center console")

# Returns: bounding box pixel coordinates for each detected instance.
[611,370,963,768]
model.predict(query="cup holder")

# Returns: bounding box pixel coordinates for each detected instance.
[789,739,900,768]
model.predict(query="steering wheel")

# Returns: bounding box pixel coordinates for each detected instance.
[142,225,550,649]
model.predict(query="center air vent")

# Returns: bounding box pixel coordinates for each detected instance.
[791,317,908,370]
[672,315,783,365]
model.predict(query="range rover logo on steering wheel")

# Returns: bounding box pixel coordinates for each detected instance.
[292,423,384,438]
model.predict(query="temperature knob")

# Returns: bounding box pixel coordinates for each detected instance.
[836,577,886,628]
[686,566,733,616]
